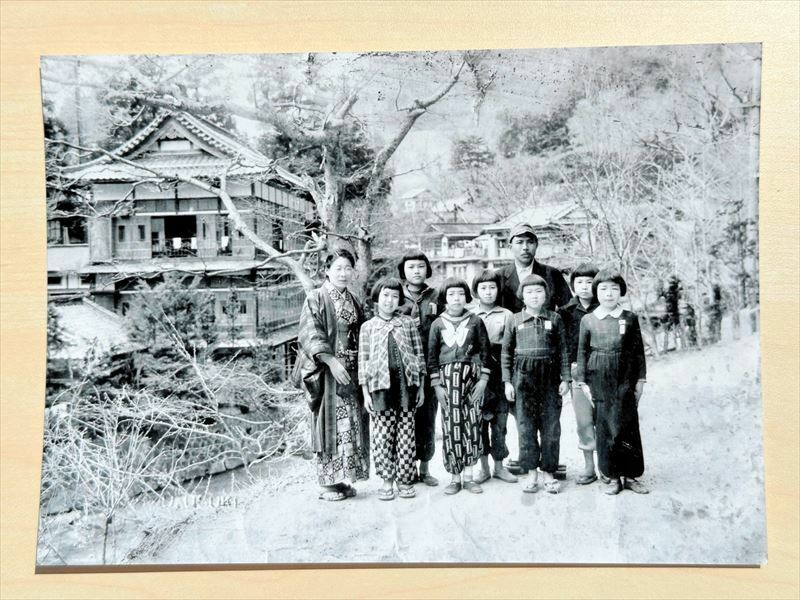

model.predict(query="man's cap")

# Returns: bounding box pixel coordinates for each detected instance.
[508,223,538,243]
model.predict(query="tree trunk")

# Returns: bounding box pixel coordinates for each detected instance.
[628,270,660,357]
[352,236,373,301]
[101,514,112,564]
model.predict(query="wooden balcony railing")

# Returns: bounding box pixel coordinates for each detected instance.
[152,237,198,258]
[258,286,306,331]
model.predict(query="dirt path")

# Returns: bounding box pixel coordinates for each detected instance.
[143,334,765,565]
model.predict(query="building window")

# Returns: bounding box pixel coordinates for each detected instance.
[79,274,94,287]
[65,218,87,244]
[239,302,248,315]
[47,217,87,245]
[202,222,207,238]
[138,225,146,241]
[272,220,284,251]
[159,139,192,152]
[197,198,217,211]
[181,199,199,213]
[47,274,62,286]
[117,225,126,242]
[47,220,62,244]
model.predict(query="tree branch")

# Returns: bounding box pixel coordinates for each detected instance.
[369,58,467,190]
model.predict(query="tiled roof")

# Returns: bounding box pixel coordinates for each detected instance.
[80,258,275,275]
[397,187,431,200]
[425,222,491,237]
[168,111,268,164]
[211,323,298,349]
[64,154,269,182]
[50,298,138,360]
[482,201,585,232]
[61,110,279,183]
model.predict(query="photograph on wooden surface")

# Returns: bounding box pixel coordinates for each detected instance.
[38,44,765,567]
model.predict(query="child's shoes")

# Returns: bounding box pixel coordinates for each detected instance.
[444,480,462,495]
[604,478,623,495]
[462,480,484,494]
[543,480,560,494]
[397,484,416,499]
[523,480,539,493]
[378,487,396,501]
[473,469,491,484]
[623,477,650,494]
[493,465,518,483]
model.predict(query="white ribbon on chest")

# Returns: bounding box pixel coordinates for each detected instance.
[441,318,469,347]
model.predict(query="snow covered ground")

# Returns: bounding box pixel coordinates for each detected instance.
[38,332,766,566]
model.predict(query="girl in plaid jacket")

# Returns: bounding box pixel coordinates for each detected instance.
[359,277,427,501]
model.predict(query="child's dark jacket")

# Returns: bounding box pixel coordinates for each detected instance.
[427,313,491,385]
[558,296,600,364]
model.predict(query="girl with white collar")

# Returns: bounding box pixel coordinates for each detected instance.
[574,269,649,495]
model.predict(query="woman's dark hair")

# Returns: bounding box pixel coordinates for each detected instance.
[517,274,549,301]
[570,262,600,290]
[324,248,357,270]
[371,277,406,305]
[592,268,628,298]
[471,268,501,295]
[440,277,472,303]
[397,252,433,280]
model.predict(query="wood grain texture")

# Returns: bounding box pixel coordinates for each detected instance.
[1,1,798,598]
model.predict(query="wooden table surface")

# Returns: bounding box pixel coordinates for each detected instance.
[1,1,798,598]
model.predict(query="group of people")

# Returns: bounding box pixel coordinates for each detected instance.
[295,223,649,502]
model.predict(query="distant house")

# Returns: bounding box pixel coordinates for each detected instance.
[479,201,593,271]
[404,200,593,287]
[49,110,315,372]
[419,221,491,283]
[47,297,142,391]
[395,188,469,222]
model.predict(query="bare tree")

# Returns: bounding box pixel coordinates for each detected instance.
[43,51,496,296]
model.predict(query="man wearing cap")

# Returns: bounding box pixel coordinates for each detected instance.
[497,223,572,313]
[498,223,573,477]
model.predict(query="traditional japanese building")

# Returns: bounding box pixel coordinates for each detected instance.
[48,110,315,372]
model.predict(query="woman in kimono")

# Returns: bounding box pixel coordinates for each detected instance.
[297,248,370,501]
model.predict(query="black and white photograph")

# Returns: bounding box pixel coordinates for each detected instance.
[38,44,764,567]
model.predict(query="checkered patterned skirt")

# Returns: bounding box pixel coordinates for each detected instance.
[439,362,483,474]
[315,377,371,486]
